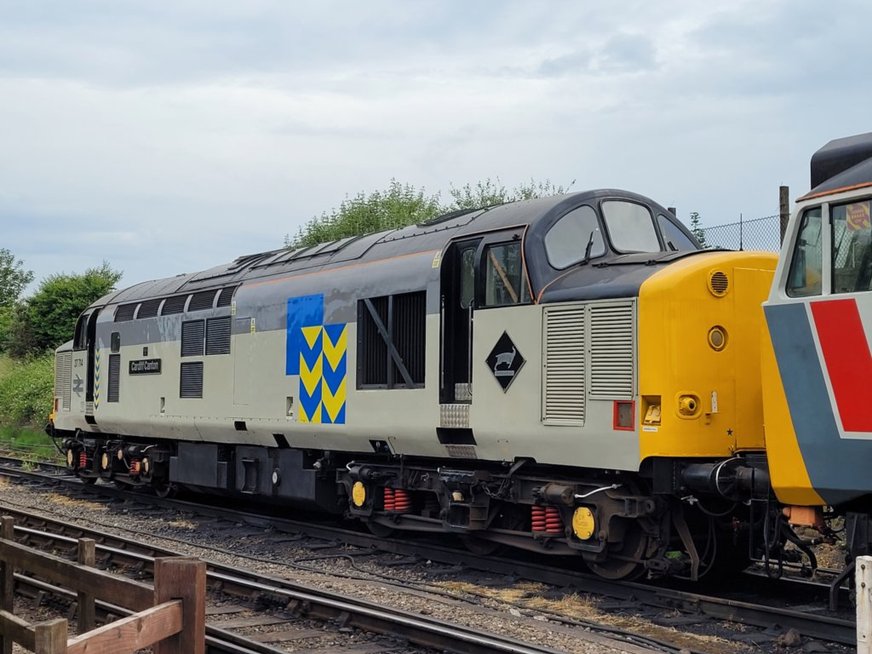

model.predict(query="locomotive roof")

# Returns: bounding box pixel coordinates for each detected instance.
[803,131,872,200]
[93,189,685,307]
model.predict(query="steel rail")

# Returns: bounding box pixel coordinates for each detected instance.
[2,512,603,654]
[0,459,856,646]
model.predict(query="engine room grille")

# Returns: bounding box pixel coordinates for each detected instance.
[589,302,635,399]
[107,354,120,403]
[137,298,162,319]
[188,290,217,312]
[56,351,72,411]
[543,306,586,424]
[161,295,188,315]
[180,362,204,398]
[181,320,205,357]
[114,303,137,322]
[357,291,426,389]
[216,286,237,307]
[206,316,231,355]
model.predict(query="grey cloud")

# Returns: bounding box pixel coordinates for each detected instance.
[598,33,657,73]
[538,50,593,77]
[536,32,656,79]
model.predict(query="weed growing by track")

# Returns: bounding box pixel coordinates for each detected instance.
[0,354,59,462]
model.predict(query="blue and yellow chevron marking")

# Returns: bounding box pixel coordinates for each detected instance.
[286,295,347,424]
[94,350,101,410]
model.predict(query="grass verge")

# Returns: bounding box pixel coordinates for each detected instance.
[0,425,62,464]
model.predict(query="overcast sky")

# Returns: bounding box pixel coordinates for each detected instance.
[2,1,870,291]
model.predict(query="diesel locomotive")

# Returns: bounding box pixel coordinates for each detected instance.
[762,132,872,592]
[47,134,872,583]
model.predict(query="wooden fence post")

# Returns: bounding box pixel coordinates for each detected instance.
[0,517,14,611]
[34,618,67,654]
[76,539,96,633]
[152,558,205,654]
[858,556,872,654]
[779,185,790,244]
[0,516,14,654]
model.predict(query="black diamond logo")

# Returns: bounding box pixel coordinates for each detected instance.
[486,332,525,392]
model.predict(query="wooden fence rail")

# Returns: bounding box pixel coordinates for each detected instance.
[0,515,205,654]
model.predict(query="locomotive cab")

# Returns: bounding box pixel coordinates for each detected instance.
[763,133,872,589]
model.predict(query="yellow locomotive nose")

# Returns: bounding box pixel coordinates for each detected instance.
[638,252,777,459]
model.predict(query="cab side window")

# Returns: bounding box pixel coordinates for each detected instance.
[657,214,698,251]
[73,313,89,350]
[482,242,531,307]
[786,207,822,297]
[832,200,872,293]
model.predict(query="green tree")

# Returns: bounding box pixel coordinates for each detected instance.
[288,177,573,248]
[0,249,34,353]
[448,178,573,210]
[0,248,33,307]
[286,180,442,248]
[689,211,708,247]
[5,262,122,357]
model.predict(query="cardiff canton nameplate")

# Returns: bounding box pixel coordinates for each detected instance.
[129,359,162,375]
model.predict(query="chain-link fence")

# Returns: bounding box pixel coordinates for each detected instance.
[699,214,781,252]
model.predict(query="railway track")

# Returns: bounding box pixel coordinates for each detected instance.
[0,457,857,652]
[4,514,585,654]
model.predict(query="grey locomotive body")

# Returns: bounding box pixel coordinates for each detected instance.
[50,190,774,580]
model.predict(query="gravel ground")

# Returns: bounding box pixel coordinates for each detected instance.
[0,476,746,654]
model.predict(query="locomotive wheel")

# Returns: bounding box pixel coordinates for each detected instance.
[366,520,395,538]
[461,534,502,556]
[153,480,176,499]
[586,521,651,581]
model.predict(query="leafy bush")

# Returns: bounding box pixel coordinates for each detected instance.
[5,262,122,358]
[0,354,54,427]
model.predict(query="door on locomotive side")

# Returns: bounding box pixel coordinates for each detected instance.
[763,133,872,507]
[70,309,100,419]
[438,230,532,452]
[439,238,479,406]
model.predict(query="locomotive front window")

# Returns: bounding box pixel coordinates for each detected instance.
[482,242,531,307]
[602,201,660,253]
[786,207,822,297]
[544,205,605,268]
[832,200,872,293]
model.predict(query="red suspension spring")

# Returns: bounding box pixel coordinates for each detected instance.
[78,451,87,470]
[544,506,563,534]
[531,505,545,531]
[383,487,395,511]
[129,459,141,476]
[531,505,563,535]
[393,489,412,513]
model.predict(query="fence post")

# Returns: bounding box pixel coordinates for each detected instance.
[152,558,206,654]
[76,539,96,633]
[779,185,790,244]
[0,516,14,654]
[34,618,67,654]
[859,556,872,654]
[0,516,14,612]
